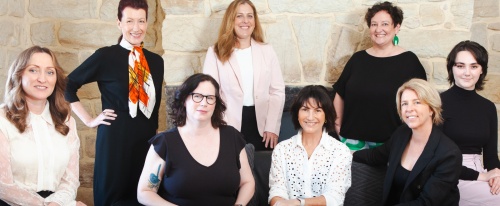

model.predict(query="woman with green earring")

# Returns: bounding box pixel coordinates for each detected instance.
[333,1,426,151]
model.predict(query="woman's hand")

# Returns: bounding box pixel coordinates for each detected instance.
[86,109,117,128]
[489,176,500,195]
[263,131,279,149]
[273,199,300,206]
[478,168,500,182]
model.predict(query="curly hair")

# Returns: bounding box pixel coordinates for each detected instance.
[3,46,71,135]
[365,1,403,28]
[170,73,227,128]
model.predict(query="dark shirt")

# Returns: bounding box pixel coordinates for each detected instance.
[387,164,410,205]
[440,85,499,180]
[149,125,246,206]
[333,50,426,142]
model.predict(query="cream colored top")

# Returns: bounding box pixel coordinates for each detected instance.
[0,103,80,206]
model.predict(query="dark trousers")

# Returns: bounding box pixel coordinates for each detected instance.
[241,106,272,151]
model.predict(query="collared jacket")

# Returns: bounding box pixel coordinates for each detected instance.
[203,39,285,136]
[354,125,462,206]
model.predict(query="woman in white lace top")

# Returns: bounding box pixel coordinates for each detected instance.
[0,46,84,206]
[269,85,352,206]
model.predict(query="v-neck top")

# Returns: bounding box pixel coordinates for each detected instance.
[149,125,246,205]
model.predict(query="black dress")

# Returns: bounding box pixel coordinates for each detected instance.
[149,125,246,206]
[65,44,164,206]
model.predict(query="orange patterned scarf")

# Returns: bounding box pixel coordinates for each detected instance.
[126,42,155,118]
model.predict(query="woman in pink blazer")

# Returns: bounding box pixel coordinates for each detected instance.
[203,0,285,151]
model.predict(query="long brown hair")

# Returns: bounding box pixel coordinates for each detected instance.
[3,46,71,135]
[214,0,264,62]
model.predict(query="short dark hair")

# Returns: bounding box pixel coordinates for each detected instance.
[365,1,403,28]
[117,0,149,43]
[446,40,488,91]
[170,73,227,128]
[290,85,336,133]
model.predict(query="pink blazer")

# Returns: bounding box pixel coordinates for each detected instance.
[203,39,285,136]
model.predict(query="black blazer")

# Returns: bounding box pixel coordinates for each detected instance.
[353,124,462,206]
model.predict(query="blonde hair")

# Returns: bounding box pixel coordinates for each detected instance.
[396,78,443,125]
[3,46,71,135]
[214,0,264,62]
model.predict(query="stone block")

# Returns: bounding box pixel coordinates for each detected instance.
[265,16,301,83]
[163,54,200,83]
[80,130,96,159]
[29,0,97,20]
[474,0,499,17]
[2,0,25,17]
[335,12,364,26]
[0,19,21,46]
[0,47,5,72]
[210,0,269,14]
[59,22,120,49]
[326,26,363,83]
[53,51,80,74]
[269,0,352,13]
[418,58,432,82]
[471,23,488,48]
[76,82,101,100]
[492,34,500,52]
[0,0,6,15]
[488,22,500,31]
[76,187,93,206]
[478,74,500,104]
[6,48,23,70]
[161,0,204,15]
[158,87,168,132]
[101,0,157,22]
[420,4,445,27]
[163,17,222,52]
[451,0,473,29]
[31,21,56,46]
[488,54,500,73]
[399,30,469,58]
[432,60,448,85]
[79,160,94,188]
[291,16,334,83]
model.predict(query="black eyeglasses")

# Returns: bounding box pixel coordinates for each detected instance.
[190,93,216,105]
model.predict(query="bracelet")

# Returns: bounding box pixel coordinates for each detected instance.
[234,204,243,206]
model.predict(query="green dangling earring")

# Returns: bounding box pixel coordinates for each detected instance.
[393,34,399,46]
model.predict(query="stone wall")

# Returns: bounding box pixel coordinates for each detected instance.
[0,0,499,205]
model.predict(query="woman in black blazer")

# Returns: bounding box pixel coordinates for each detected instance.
[353,79,462,205]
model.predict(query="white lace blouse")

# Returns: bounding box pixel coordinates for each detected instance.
[0,103,80,206]
[269,130,352,205]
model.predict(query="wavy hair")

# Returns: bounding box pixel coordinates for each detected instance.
[170,73,227,128]
[214,0,264,62]
[365,1,403,28]
[3,46,71,135]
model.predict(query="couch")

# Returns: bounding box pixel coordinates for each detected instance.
[248,111,387,206]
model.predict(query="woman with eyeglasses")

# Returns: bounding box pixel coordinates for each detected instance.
[137,73,254,205]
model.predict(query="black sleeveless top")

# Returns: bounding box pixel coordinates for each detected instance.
[149,125,246,206]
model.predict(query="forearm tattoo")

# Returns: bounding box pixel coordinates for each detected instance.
[148,164,161,190]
